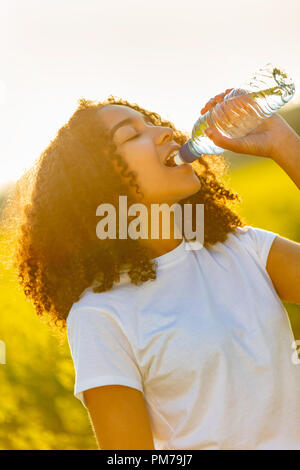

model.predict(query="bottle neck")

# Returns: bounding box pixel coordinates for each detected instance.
[178,141,202,164]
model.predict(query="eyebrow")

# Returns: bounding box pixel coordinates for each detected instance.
[110,115,151,139]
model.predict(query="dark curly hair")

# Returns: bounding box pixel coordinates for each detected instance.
[1,95,246,336]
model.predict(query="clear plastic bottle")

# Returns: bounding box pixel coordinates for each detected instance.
[174,63,296,165]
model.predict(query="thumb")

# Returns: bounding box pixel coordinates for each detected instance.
[205,127,245,154]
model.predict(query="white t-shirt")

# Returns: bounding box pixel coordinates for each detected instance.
[66,225,300,450]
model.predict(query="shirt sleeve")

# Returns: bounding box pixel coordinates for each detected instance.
[66,306,144,408]
[237,225,279,268]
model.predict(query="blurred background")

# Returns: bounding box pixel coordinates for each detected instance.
[0,0,299,450]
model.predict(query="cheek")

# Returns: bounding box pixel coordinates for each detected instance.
[122,152,161,181]
[128,159,161,195]
[111,152,160,199]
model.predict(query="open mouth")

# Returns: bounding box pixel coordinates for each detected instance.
[164,150,178,167]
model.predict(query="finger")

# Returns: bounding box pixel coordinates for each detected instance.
[200,98,217,115]
[214,88,234,102]
[201,89,233,114]
[204,127,248,154]
[214,93,227,103]
[201,97,214,111]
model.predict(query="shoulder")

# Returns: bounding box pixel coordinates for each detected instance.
[219,225,278,247]
[66,289,134,358]
[67,275,137,324]
[66,288,119,342]
[219,225,279,268]
[66,276,145,348]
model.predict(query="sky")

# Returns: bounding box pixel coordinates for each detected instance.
[1,0,300,186]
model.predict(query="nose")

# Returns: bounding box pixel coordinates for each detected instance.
[155,126,173,145]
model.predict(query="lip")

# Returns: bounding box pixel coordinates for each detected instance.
[162,145,181,166]
[164,162,191,170]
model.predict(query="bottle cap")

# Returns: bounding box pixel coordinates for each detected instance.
[179,142,201,163]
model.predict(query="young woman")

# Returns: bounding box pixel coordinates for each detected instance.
[4,91,300,450]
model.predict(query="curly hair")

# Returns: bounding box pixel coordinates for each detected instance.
[1,95,247,335]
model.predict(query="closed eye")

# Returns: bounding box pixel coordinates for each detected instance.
[126,134,140,141]
[124,117,155,143]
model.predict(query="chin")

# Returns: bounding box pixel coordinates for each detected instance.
[180,179,201,200]
[147,179,201,205]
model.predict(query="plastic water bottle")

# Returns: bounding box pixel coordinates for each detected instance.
[174,63,296,165]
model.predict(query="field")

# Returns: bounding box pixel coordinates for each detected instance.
[0,153,299,449]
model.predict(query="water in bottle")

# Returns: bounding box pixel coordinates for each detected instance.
[173,63,296,165]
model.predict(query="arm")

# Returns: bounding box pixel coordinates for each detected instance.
[84,385,155,450]
[67,307,154,449]
[271,123,300,191]
[266,235,300,304]
[265,124,300,304]
[201,91,300,304]
[201,89,300,191]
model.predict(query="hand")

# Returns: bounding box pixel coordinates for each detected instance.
[200,89,295,160]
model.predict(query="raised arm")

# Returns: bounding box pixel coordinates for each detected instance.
[201,92,300,304]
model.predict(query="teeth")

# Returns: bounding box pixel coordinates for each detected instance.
[165,151,177,164]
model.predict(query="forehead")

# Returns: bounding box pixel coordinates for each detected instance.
[97,105,144,129]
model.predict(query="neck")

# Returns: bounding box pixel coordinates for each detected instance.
[137,205,183,259]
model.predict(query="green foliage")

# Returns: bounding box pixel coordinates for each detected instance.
[0,241,97,449]
[0,182,14,216]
